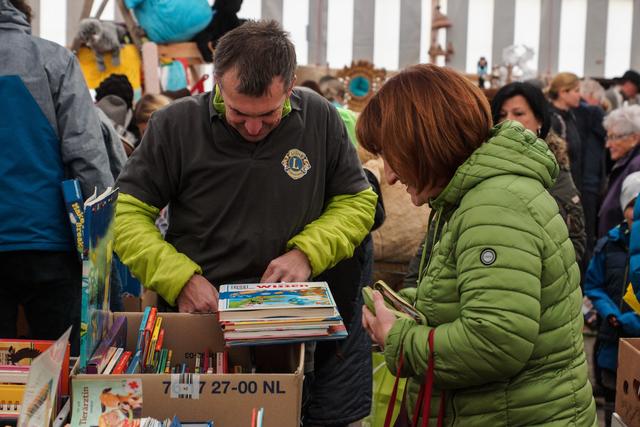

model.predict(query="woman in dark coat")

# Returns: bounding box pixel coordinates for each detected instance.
[492,82,587,265]
[599,105,640,236]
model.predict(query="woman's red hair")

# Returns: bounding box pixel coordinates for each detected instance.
[356,64,493,192]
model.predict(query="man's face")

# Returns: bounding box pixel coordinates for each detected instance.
[218,70,293,143]
[621,81,639,99]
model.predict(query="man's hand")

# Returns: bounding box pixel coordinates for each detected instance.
[260,249,312,283]
[362,290,398,348]
[176,274,219,313]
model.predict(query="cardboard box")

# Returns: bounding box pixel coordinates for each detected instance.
[616,338,640,426]
[72,312,304,426]
[121,295,142,313]
[120,290,160,313]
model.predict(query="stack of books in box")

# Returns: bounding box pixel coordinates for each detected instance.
[0,338,71,424]
[218,282,348,346]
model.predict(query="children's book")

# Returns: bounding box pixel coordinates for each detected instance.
[218,282,337,321]
[63,180,120,370]
[0,338,71,396]
[0,383,24,422]
[70,377,143,427]
[126,351,143,374]
[225,324,348,347]
[18,327,71,427]
[112,351,133,375]
[87,317,127,374]
[77,185,119,370]
[103,348,124,375]
[362,280,426,324]
[0,365,30,383]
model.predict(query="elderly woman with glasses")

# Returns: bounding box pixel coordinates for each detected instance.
[599,105,640,236]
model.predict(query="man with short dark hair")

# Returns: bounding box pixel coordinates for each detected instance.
[114,21,376,424]
[115,19,376,313]
[0,0,113,350]
[606,69,640,110]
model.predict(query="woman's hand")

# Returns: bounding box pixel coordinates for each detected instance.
[362,290,398,348]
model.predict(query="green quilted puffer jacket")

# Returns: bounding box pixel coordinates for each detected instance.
[384,121,597,426]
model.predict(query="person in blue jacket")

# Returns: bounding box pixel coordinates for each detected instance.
[0,0,113,352]
[584,171,640,426]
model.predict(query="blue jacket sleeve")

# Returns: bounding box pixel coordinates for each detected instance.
[584,250,622,320]
[619,312,640,335]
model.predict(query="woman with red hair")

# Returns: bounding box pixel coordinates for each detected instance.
[359,64,596,426]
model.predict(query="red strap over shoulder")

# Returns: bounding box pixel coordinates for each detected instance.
[383,349,405,427]
[386,328,446,427]
[419,329,437,427]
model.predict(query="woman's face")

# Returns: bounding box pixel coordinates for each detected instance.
[558,85,582,109]
[606,133,639,161]
[498,95,541,134]
[625,203,635,228]
[383,159,440,206]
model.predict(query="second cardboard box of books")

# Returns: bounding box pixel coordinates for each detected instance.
[71,312,303,427]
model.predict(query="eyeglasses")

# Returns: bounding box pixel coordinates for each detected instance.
[606,133,635,142]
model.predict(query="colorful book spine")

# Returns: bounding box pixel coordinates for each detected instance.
[141,308,158,366]
[194,353,201,374]
[134,306,151,359]
[103,348,123,374]
[60,179,84,257]
[125,350,143,374]
[155,329,165,352]
[164,350,172,374]
[203,349,210,374]
[145,316,163,370]
[0,383,25,416]
[215,351,228,374]
[157,349,168,374]
[112,351,132,374]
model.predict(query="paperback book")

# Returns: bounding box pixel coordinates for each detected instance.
[86,316,127,374]
[218,282,338,321]
[70,377,143,427]
[18,327,71,427]
[0,338,71,396]
[218,282,348,346]
[62,180,119,370]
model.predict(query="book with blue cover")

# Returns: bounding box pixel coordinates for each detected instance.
[80,186,119,371]
[218,282,337,321]
[218,282,348,346]
[61,179,84,258]
[61,180,119,371]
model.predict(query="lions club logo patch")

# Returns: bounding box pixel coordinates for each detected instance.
[281,149,311,180]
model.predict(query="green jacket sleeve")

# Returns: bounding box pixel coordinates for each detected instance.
[287,187,377,277]
[114,193,202,306]
[384,190,543,388]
